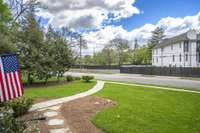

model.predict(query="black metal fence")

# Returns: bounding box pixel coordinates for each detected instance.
[120,65,200,77]
[72,65,119,70]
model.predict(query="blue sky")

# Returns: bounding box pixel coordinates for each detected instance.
[114,0,200,31]
[37,0,200,55]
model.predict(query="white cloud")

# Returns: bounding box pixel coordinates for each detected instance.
[83,12,200,55]
[37,0,139,29]
[36,1,200,55]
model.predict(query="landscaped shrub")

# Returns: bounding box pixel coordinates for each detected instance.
[0,109,26,133]
[74,77,81,80]
[82,76,94,82]
[8,97,33,117]
[66,75,74,82]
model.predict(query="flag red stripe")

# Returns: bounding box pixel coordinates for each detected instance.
[11,73,18,97]
[0,70,6,102]
[0,59,9,101]
[15,72,22,96]
[14,72,20,97]
[18,69,23,95]
[5,73,12,99]
[9,73,16,98]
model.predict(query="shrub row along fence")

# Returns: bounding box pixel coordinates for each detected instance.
[72,65,119,70]
[120,65,200,77]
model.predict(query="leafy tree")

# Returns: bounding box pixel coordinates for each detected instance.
[17,11,44,85]
[0,0,11,29]
[130,46,150,65]
[50,29,75,81]
[0,0,16,54]
[83,55,93,65]
[101,46,115,66]
[110,37,130,65]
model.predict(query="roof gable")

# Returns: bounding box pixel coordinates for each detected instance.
[153,30,199,49]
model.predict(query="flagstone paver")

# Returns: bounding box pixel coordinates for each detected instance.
[30,80,104,111]
[44,111,58,117]
[49,105,61,110]
[38,105,61,112]
[48,119,64,126]
[50,128,70,133]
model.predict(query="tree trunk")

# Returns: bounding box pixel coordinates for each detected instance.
[27,72,32,86]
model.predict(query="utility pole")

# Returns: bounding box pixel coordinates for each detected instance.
[79,35,82,69]
[134,39,138,49]
[93,44,96,65]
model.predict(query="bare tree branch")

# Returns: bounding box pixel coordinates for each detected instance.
[7,0,39,22]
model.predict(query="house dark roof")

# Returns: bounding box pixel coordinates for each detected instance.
[198,34,200,40]
[153,31,200,49]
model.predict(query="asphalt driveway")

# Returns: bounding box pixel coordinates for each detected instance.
[65,72,200,91]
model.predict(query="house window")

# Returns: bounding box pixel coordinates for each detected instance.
[197,41,200,63]
[172,55,175,62]
[179,54,182,62]
[161,48,164,52]
[185,54,188,61]
[179,43,182,49]
[156,57,158,63]
[171,45,173,50]
[184,41,189,52]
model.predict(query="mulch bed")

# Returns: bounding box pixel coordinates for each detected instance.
[61,96,116,133]
[24,96,115,133]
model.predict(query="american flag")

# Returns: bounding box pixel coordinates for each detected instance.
[0,54,24,102]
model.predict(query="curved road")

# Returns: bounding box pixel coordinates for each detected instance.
[66,72,200,91]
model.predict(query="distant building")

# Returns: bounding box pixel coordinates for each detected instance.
[152,30,200,67]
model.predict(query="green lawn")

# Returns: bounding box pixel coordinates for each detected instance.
[24,81,96,100]
[93,83,200,133]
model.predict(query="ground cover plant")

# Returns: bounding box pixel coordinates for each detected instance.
[93,83,200,133]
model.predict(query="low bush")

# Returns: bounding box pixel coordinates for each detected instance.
[74,77,81,80]
[82,76,94,82]
[66,75,74,82]
[0,109,26,133]
[8,97,33,117]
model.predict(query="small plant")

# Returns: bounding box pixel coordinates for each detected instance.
[82,76,94,82]
[74,76,81,80]
[0,108,26,133]
[8,97,33,117]
[66,75,74,82]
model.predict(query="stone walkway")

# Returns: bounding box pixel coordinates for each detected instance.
[38,105,72,133]
[28,80,104,133]
[30,80,105,111]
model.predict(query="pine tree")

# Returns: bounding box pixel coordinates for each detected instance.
[150,27,165,46]
[17,10,44,85]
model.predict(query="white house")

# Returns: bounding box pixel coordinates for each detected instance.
[152,30,200,67]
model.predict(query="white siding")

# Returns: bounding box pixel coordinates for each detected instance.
[152,41,199,67]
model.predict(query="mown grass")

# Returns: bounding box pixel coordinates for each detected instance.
[93,83,200,133]
[24,81,96,100]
